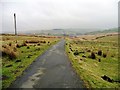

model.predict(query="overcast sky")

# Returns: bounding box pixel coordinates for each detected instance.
[1,0,119,33]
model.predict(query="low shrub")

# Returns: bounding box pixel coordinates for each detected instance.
[87,50,91,52]
[79,51,85,53]
[15,59,21,63]
[98,50,102,56]
[16,42,27,48]
[2,75,9,80]
[74,50,79,55]
[103,53,107,58]
[69,44,71,47]
[2,45,7,48]
[5,64,13,67]
[98,58,101,62]
[13,47,17,52]
[25,40,39,43]
[82,55,86,58]
[101,75,113,83]
[35,48,40,51]
[69,48,73,52]
[90,52,96,59]
[22,42,27,46]
[27,46,30,49]
[8,43,12,46]
[40,41,46,43]
[25,40,46,44]
[9,50,17,59]
[2,45,18,59]
[16,44,21,48]
[2,49,18,59]
[48,41,50,43]
[37,43,41,46]
[27,54,32,58]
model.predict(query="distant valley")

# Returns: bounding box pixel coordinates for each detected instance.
[24,28,118,36]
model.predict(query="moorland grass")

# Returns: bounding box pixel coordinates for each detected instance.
[1,35,60,88]
[65,35,119,88]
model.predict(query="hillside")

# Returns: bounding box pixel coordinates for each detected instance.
[24,29,83,36]
[21,28,118,36]
[24,28,101,36]
[84,28,118,35]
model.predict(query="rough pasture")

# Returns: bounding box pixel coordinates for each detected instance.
[1,34,60,88]
[65,34,119,88]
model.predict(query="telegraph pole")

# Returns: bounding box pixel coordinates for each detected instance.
[14,13,17,35]
[118,1,120,32]
[14,13,17,43]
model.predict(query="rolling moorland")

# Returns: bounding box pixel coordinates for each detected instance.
[0,28,119,88]
[65,33,119,88]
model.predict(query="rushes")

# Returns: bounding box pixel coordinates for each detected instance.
[16,41,27,48]
[2,44,18,59]
[25,40,46,44]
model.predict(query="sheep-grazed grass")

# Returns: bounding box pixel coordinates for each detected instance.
[65,34,119,88]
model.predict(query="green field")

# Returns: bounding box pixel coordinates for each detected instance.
[65,35,119,88]
[1,35,60,88]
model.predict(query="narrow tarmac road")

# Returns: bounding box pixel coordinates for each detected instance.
[10,39,85,88]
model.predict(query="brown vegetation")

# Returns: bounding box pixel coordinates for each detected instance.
[73,50,79,55]
[90,52,96,59]
[2,44,18,59]
[103,53,107,58]
[98,50,102,56]
[25,40,39,43]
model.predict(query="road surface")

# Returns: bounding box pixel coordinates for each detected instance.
[10,39,85,88]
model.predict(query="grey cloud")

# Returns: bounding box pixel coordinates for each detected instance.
[1,0,119,33]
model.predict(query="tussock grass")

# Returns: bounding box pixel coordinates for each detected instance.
[65,35,119,88]
[25,40,39,43]
[1,34,60,88]
[25,40,46,44]
[16,41,27,48]
[1,44,18,59]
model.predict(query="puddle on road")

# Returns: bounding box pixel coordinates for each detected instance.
[48,45,63,56]
[42,59,46,65]
[60,65,66,69]
[55,50,63,55]
[46,51,52,57]
[49,45,57,52]
[21,67,46,88]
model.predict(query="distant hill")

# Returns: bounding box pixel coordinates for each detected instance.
[25,29,83,36]
[84,28,118,35]
[24,28,101,36]
[23,28,118,36]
